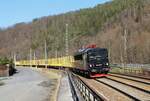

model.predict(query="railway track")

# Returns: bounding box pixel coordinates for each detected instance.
[110,72,150,81]
[106,76,150,93]
[71,73,134,101]
[69,72,150,101]
[96,75,150,101]
[109,73,150,85]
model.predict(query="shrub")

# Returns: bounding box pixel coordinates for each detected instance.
[0,57,13,65]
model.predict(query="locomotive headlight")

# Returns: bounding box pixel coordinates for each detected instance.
[106,63,109,65]
[89,64,92,67]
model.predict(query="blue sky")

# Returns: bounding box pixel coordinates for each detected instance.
[0,0,111,28]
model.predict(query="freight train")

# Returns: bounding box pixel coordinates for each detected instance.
[16,45,110,78]
[72,45,110,78]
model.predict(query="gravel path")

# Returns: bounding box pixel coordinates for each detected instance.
[0,67,56,101]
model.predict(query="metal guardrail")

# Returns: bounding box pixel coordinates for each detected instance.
[111,68,142,73]
[111,67,150,76]
[71,73,106,101]
[68,72,79,101]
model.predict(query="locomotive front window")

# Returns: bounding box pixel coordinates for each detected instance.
[88,50,107,57]
[87,49,108,63]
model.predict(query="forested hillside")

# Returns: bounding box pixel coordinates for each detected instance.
[0,0,150,64]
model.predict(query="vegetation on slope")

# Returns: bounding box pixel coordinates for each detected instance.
[0,0,149,64]
[0,57,12,65]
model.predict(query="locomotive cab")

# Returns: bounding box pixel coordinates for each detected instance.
[87,48,110,74]
[73,46,110,78]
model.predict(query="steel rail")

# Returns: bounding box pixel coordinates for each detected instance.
[110,74,150,85]
[105,77,150,94]
[110,72,150,80]
[95,79,141,101]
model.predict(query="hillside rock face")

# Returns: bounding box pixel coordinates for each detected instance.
[0,0,149,64]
